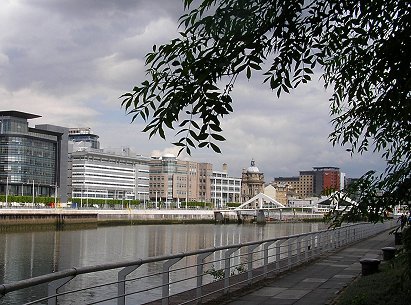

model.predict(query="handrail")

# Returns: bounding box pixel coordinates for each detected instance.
[0,221,393,305]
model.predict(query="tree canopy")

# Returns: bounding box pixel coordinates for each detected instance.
[122,0,410,222]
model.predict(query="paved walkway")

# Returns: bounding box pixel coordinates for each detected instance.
[224,230,395,305]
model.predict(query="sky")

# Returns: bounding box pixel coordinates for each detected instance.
[0,0,387,180]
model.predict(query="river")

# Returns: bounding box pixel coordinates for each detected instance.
[0,222,325,304]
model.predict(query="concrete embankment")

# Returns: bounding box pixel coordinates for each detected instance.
[0,208,324,231]
[0,208,217,231]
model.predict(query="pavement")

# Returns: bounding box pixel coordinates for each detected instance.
[224,229,395,305]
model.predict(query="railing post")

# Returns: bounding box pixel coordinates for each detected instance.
[162,257,182,305]
[333,229,338,249]
[247,244,260,284]
[196,251,212,303]
[275,240,286,272]
[224,247,239,294]
[310,235,315,257]
[48,275,75,305]
[316,233,322,256]
[296,236,303,263]
[287,238,293,269]
[305,235,311,259]
[263,240,276,278]
[118,263,141,305]
[316,233,322,255]
[312,234,317,256]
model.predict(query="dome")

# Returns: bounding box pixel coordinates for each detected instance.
[247,159,260,173]
[247,166,260,173]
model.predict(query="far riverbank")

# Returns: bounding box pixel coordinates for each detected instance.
[0,208,324,232]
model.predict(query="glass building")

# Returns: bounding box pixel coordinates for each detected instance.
[0,111,68,203]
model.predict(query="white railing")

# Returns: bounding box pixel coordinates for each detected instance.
[0,221,393,305]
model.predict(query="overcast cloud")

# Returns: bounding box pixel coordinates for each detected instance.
[0,0,386,180]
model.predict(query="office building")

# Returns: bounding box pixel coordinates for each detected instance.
[274,177,300,192]
[0,111,69,202]
[298,171,315,197]
[68,148,150,203]
[149,154,212,205]
[312,167,341,195]
[274,166,341,198]
[211,163,241,208]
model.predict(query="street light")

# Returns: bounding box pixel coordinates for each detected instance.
[54,183,58,210]
[32,180,34,207]
[5,176,9,208]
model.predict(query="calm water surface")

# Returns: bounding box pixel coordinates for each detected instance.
[0,222,325,304]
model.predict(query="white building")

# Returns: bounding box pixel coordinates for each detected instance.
[68,148,150,203]
[211,164,241,208]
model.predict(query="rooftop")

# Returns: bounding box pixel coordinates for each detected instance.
[0,110,41,120]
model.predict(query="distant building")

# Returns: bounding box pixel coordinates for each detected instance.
[211,163,241,208]
[241,159,265,203]
[274,177,300,193]
[68,148,149,203]
[298,171,315,197]
[149,154,212,205]
[312,167,341,195]
[68,127,100,150]
[0,111,69,202]
[274,166,341,198]
[264,183,296,206]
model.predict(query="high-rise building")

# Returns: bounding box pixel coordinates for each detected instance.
[148,154,212,205]
[211,163,241,208]
[298,171,315,197]
[312,167,341,195]
[274,166,341,198]
[68,149,149,203]
[241,159,265,203]
[0,111,69,202]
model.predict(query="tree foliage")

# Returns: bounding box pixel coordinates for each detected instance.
[122,0,410,220]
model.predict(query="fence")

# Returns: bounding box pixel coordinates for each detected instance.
[0,221,393,305]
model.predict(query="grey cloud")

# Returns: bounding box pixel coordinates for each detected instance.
[0,0,387,181]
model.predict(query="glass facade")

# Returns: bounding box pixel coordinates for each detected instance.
[0,112,61,198]
[0,136,56,185]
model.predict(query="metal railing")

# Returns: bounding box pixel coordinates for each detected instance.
[0,221,393,305]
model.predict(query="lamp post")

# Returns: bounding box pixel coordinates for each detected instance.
[5,176,8,208]
[32,180,34,206]
[80,184,83,209]
[54,183,57,210]
[155,191,158,209]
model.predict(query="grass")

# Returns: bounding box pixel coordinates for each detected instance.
[334,256,411,305]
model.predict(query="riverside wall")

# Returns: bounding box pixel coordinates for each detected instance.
[0,208,217,230]
[0,208,324,231]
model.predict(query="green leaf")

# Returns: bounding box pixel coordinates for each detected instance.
[210,142,221,153]
[209,124,222,132]
[210,133,226,141]
[246,66,251,79]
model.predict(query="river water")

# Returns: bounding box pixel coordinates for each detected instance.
[0,222,325,304]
